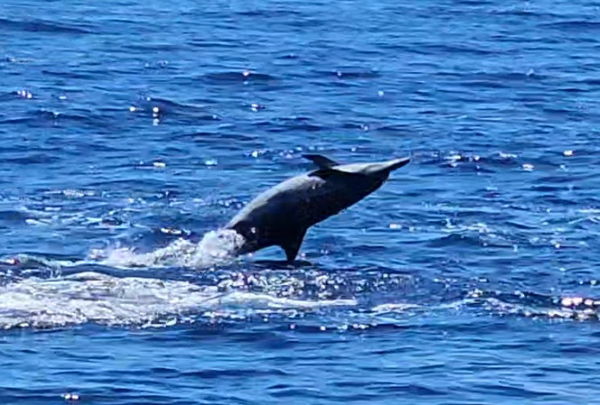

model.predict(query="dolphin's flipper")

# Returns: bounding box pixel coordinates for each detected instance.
[303,154,339,169]
[281,228,307,262]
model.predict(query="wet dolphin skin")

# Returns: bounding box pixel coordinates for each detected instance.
[226,154,410,261]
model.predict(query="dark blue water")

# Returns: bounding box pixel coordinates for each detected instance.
[2,0,600,403]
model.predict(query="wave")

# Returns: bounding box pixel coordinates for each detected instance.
[1,248,598,330]
[97,229,245,268]
[2,218,598,330]
[365,289,600,329]
[0,271,356,329]
[540,21,600,31]
[316,69,381,80]
[468,289,600,321]
[1,228,247,273]
[0,108,108,130]
[0,18,93,34]
[201,71,278,84]
[127,96,219,124]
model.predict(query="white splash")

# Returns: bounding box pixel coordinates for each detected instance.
[371,303,420,313]
[97,229,246,269]
[0,272,356,329]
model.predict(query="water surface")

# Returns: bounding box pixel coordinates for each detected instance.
[2,0,600,403]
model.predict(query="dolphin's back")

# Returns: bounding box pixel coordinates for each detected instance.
[227,170,384,251]
[225,154,409,261]
[228,173,331,231]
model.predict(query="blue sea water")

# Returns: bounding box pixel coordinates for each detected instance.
[2,0,600,403]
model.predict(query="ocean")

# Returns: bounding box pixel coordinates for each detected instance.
[2,0,600,403]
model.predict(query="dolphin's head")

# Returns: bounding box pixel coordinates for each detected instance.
[335,157,410,179]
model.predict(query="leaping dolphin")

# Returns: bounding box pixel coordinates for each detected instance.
[226,154,410,262]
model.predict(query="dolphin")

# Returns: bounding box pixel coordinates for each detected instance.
[225,154,410,262]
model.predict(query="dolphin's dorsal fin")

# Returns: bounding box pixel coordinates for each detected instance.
[303,154,339,169]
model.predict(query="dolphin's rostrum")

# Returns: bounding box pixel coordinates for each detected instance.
[226,154,410,262]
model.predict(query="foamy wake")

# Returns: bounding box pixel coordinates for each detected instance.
[95,229,246,268]
[0,272,357,329]
[0,228,359,329]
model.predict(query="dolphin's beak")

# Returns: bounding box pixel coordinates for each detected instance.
[384,157,410,172]
[364,157,410,177]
